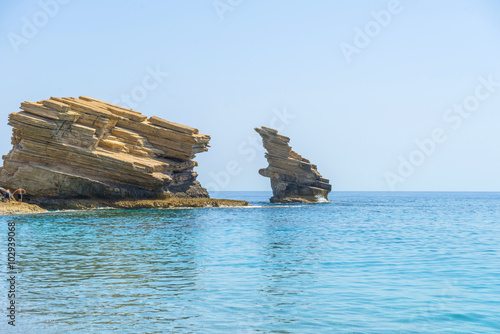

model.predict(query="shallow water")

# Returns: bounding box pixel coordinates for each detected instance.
[1,191,499,333]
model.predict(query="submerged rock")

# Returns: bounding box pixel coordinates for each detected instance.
[0,96,211,200]
[255,126,332,203]
[34,198,249,211]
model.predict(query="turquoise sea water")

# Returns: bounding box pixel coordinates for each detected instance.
[1,191,499,333]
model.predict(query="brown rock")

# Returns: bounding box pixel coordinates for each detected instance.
[255,126,332,203]
[149,116,198,135]
[0,97,211,200]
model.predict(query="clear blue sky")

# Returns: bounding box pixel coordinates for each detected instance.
[1,0,499,191]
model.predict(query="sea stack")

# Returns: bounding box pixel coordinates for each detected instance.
[0,96,211,200]
[255,126,331,203]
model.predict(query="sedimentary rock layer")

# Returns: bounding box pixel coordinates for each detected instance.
[255,126,331,203]
[0,96,211,199]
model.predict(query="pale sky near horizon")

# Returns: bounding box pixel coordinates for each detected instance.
[1,0,499,191]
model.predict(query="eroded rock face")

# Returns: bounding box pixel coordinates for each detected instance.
[0,96,211,199]
[255,126,331,203]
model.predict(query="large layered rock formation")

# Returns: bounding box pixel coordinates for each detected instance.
[0,96,211,200]
[255,126,331,203]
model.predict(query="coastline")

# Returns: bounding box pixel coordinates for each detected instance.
[0,202,48,215]
[0,198,249,216]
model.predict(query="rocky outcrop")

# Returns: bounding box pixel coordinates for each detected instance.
[255,126,331,203]
[0,96,212,200]
[0,202,48,215]
[0,198,250,215]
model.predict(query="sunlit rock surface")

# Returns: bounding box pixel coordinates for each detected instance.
[0,96,211,199]
[255,126,331,203]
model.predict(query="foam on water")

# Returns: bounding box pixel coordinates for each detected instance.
[315,195,330,203]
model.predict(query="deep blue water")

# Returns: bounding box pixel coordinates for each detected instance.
[1,191,499,333]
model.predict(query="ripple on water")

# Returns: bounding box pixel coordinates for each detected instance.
[0,192,499,333]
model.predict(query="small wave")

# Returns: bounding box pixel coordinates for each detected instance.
[315,195,329,203]
[255,205,305,208]
[44,209,85,213]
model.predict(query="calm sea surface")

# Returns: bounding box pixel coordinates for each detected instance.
[1,191,499,333]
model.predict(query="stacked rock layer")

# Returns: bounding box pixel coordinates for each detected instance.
[255,126,331,203]
[0,96,211,199]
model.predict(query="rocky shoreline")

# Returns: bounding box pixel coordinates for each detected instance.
[0,97,333,208]
[0,198,249,215]
[0,202,47,215]
[0,96,251,212]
